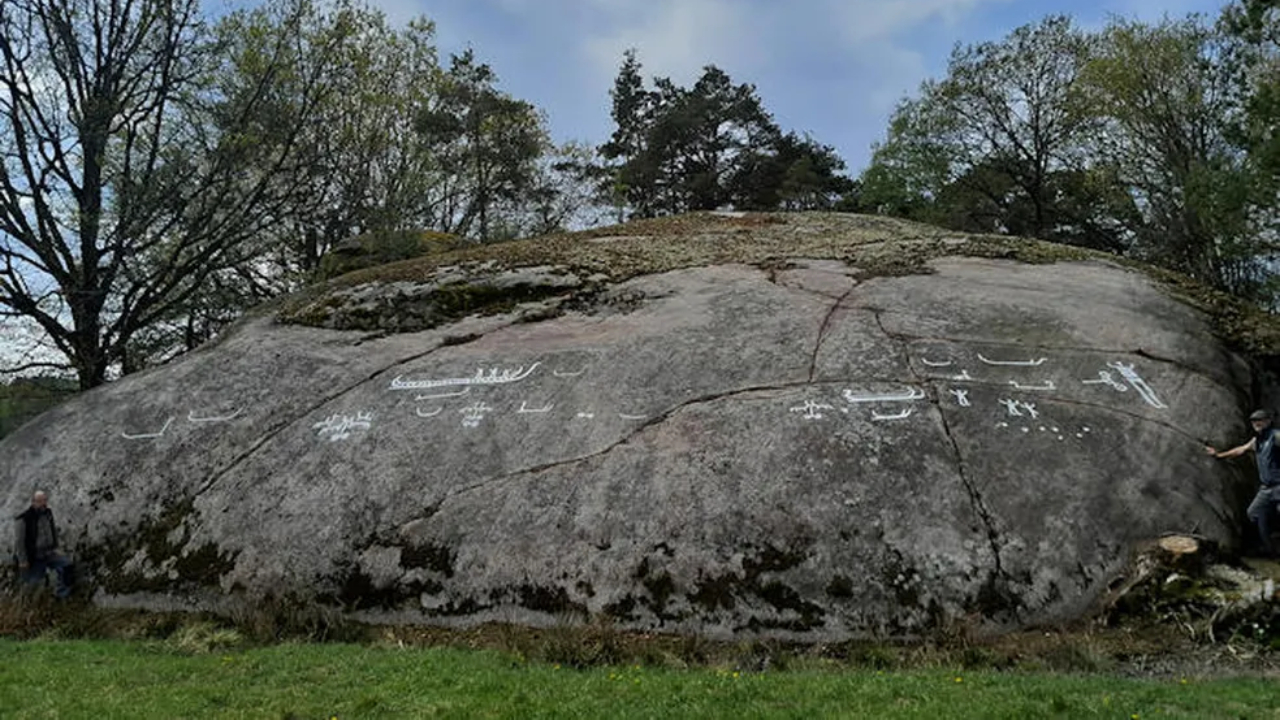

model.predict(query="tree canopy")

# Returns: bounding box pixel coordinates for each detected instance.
[599,50,855,219]
[861,5,1280,304]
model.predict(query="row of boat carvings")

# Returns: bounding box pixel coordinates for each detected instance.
[118,352,1168,441]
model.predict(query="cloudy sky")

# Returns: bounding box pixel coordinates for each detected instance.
[362,0,1229,174]
[0,0,1236,375]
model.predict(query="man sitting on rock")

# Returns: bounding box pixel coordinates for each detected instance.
[13,490,73,598]
[1206,409,1280,557]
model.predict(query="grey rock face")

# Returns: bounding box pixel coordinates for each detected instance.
[0,255,1259,639]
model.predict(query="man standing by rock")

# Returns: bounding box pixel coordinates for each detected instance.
[13,490,73,598]
[1206,409,1280,557]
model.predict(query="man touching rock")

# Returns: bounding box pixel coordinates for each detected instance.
[1206,409,1280,557]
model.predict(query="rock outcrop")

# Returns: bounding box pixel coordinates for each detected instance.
[0,212,1267,640]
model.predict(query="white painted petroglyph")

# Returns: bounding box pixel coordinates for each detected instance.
[121,416,174,440]
[415,387,470,401]
[999,399,1039,419]
[187,409,242,423]
[553,369,585,378]
[921,358,953,367]
[459,402,494,428]
[1008,380,1056,391]
[1082,370,1127,392]
[843,387,925,404]
[953,370,974,381]
[575,412,596,420]
[871,408,913,421]
[389,363,541,391]
[415,407,443,418]
[978,354,1047,367]
[517,402,554,414]
[313,412,373,441]
[619,413,648,421]
[949,389,971,407]
[790,400,835,420]
[1107,361,1168,409]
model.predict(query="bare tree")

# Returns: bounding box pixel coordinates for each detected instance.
[0,0,351,387]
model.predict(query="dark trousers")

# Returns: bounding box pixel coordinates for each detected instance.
[1247,486,1278,555]
[22,554,73,598]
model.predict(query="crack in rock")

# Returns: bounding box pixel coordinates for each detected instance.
[436,381,816,507]
[808,286,858,383]
[873,309,1017,614]
[190,320,519,500]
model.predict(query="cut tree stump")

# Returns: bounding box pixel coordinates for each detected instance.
[1155,535,1204,575]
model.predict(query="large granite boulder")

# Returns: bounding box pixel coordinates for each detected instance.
[0,212,1266,639]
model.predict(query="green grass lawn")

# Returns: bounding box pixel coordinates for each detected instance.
[1,639,1277,719]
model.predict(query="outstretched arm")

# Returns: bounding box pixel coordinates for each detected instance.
[1206,436,1256,459]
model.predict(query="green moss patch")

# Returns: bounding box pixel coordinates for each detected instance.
[275,209,1280,368]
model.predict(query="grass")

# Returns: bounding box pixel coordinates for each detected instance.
[3,596,1280,718]
[2,638,1279,720]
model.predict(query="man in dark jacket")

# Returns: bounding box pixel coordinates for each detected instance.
[13,490,73,598]
[1206,409,1280,556]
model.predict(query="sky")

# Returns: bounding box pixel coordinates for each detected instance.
[367,0,1231,174]
[0,0,1236,377]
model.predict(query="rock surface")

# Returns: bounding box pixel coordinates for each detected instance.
[0,212,1266,640]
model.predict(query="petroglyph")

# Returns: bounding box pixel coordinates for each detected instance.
[1107,361,1167,409]
[415,387,470,401]
[978,354,1046,367]
[187,409,242,423]
[389,363,540,391]
[1008,380,1056,392]
[460,402,494,428]
[121,417,175,440]
[313,412,373,441]
[871,408,913,421]
[999,399,1039,419]
[790,400,835,420]
[1082,371,1127,393]
[949,389,971,407]
[843,387,925,404]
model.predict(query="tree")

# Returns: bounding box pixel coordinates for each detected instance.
[515,141,610,236]
[1222,1,1280,214]
[260,12,446,278]
[415,50,549,242]
[859,16,1110,246]
[734,132,856,211]
[599,48,658,218]
[1080,16,1265,295]
[598,51,853,218]
[0,0,356,388]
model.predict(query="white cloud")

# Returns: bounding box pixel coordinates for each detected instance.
[580,0,757,86]
[830,0,1015,44]
[575,0,1012,99]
